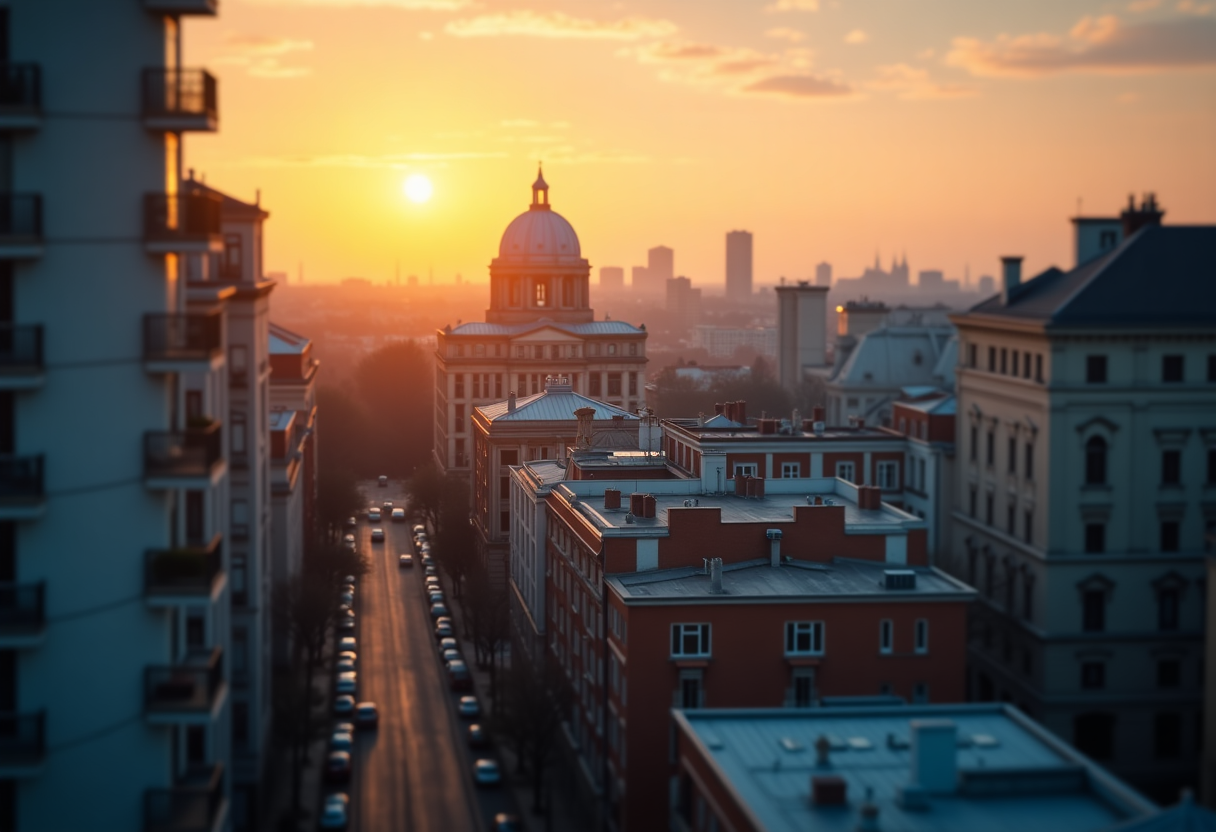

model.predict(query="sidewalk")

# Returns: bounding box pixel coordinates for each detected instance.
[261,658,333,831]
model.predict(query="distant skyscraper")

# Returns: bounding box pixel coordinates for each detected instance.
[666,276,702,334]
[918,269,944,290]
[599,266,624,291]
[725,230,753,300]
[775,282,830,390]
[977,274,995,295]
[647,245,674,294]
[815,261,832,287]
[631,265,648,291]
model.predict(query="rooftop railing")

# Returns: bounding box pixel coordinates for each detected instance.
[144,193,221,245]
[0,64,41,114]
[142,69,217,123]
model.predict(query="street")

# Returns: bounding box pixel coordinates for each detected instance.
[338,481,520,832]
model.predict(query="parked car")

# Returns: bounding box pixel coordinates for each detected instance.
[414,532,428,546]
[428,592,445,606]
[319,794,350,830]
[424,575,440,586]
[391,508,406,522]
[368,508,381,523]
[325,751,352,784]
[338,637,357,653]
[345,517,357,530]
[339,591,354,606]
[378,475,388,487]
[398,553,413,568]
[490,814,522,832]
[438,637,458,653]
[329,729,353,752]
[467,723,489,749]
[337,651,357,666]
[434,621,454,639]
[448,660,472,692]
[335,672,357,695]
[354,702,379,729]
[338,612,355,632]
[473,759,502,787]
[458,695,480,718]
[412,524,426,535]
[333,694,356,716]
[441,648,462,665]
[342,534,356,547]
[424,566,437,577]
[336,656,355,674]
[435,616,452,628]
[421,555,435,568]
[419,543,432,555]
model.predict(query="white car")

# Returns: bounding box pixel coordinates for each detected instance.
[412,524,426,535]
[333,695,356,716]
[371,528,385,543]
[330,729,353,752]
[398,554,413,568]
[458,695,480,718]
[391,508,406,522]
[342,534,355,546]
[368,508,381,523]
[335,672,357,695]
[430,602,449,619]
[318,798,349,830]
[338,636,356,652]
[473,758,502,786]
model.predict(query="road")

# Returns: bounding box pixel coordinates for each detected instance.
[337,481,518,832]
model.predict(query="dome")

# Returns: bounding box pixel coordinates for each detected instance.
[498,209,582,263]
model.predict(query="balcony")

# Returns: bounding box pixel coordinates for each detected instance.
[0,582,45,648]
[0,712,46,777]
[143,0,218,16]
[144,763,228,832]
[143,312,223,373]
[145,646,227,724]
[0,455,45,521]
[0,325,44,390]
[144,193,222,254]
[0,194,43,259]
[142,69,217,132]
[145,424,225,489]
[0,64,42,130]
[145,536,225,607]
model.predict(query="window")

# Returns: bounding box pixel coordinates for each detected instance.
[1085,436,1107,485]
[835,461,855,483]
[1025,443,1034,480]
[733,463,758,478]
[1035,354,1043,382]
[680,674,702,709]
[1023,351,1032,379]
[454,405,465,433]
[1086,355,1107,383]
[985,494,994,526]
[221,233,242,280]
[534,280,548,307]
[1085,523,1105,554]
[1160,521,1180,553]
[232,626,249,678]
[879,620,893,654]
[229,345,248,383]
[628,373,637,396]
[988,346,996,372]
[1008,438,1017,474]
[607,344,618,356]
[1161,450,1181,485]
[629,342,638,356]
[970,426,977,462]
[1083,591,1105,632]
[1162,355,1184,383]
[914,620,928,654]
[780,462,800,478]
[785,621,824,655]
[231,556,247,606]
[1000,348,1007,374]
[792,670,815,708]
[1011,351,1019,377]
[876,461,899,490]
[230,410,247,458]
[233,701,249,752]
[1155,713,1181,758]
[912,682,928,704]
[1157,588,1179,630]
[1074,713,1115,760]
[671,623,711,657]
[1022,576,1034,620]
[185,490,204,542]
[968,343,977,367]
[454,375,465,398]
[607,373,622,396]
[1007,504,1016,536]
[968,486,977,518]
[589,374,601,396]
[1157,659,1180,688]
[986,431,995,466]
[1081,662,1105,689]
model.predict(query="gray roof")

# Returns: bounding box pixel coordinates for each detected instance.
[968,225,1216,328]
[674,705,1156,832]
[1105,793,1216,832]
[268,322,310,354]
[833,326,956,389]
[448,320,644,336]
[896,395,956,415]
[609,558,973,603]
[477,388,639,423]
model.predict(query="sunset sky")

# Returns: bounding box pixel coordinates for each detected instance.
[183,0,1216,290]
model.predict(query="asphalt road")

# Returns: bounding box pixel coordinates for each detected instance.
[334,481,518,832]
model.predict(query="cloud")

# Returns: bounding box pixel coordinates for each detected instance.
[243,0,474,9]
[868,63,977,99]
[214,33,314,78]
[740,73,852,97]
[628,41,781,79]
[1177,0,1215,14]
[243,151,508,169]
[844,29,868,44]
[765,27,805,42]
[765,0,819,11]
[445,11,676,40]
[946,15,1216,76]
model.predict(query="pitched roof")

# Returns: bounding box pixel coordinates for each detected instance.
[1104,792,1216,832]
[967,225,1216,328]
[448,320,643,337]
[183,177,269,220]
[476,387,639,422]
[269,322,311,354]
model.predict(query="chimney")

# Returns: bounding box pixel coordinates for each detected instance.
[856,788,880,832]
[604,488,621,510]
[909,719,958,794]
[708,557,724,594]
[736,400,747,424]
[791,409,802,432]
[811,776,846,806]
[1000,256,1023,304]
[642,494,656,518]
[815,735,832,768]
[714,403,725,416]
[629,493,645,516]
[574,406,595,449]
[766,529,782,567]
[697,412,706,427]
[507,391,517,413]
[1121,192,1165,238]
[752,477,766,499]
[735,475,748,497]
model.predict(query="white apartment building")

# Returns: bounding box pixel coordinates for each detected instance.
[692,325,776,359]
[507,459,565,670]
[4,1,233,830]
[948,199,1213,801]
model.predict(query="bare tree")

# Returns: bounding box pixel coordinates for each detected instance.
[496,658,571,814]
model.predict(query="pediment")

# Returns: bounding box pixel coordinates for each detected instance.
[511,326,584,344]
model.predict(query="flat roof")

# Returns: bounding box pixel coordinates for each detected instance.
[268,409,294,431]
[674,705,1156,832]
[609,558,973,603]
[665,420,902,443]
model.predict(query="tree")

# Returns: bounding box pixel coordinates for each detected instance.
[316,465,363,539]
[317,384,374,477]
[407,461,444,532]
[496,658,571,813]
[434,473,474,599]
[351,340,434,476]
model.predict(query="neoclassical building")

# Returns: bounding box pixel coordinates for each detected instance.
[433,171,648,475]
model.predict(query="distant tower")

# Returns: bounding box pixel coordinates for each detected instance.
[599,266,625,291]
[725,230,753,301]
[646,246,673,295]
[776,281,830,390]
[815,261,832,287]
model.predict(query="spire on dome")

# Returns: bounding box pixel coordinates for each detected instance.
[530,164,550,211]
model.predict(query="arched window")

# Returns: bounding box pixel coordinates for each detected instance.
[534,280,548,307]
[1085,436,1107,485]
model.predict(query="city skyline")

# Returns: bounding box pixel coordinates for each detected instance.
[181,0,1215,286]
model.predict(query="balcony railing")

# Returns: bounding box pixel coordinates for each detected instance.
[144,193,221,248]
[143,0,218,15]
[0,194,42,245]
[0,712,45,770]
[0,64,41,116]
[0,325,43,375]
[0,582,44,637]
[145,539,222,600]
[144,313,222,365]
[0,455,43,503]
[145,646,224,717]
[142,69,217,126]
[144,424,223,482]
[144,762,225,832]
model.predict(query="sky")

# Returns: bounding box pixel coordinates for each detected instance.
[183,0,1216,289]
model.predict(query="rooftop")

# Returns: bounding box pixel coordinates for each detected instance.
[665,419,902,444]
[445,319,644,337]
[477,385,639,423]
[894,394,956,416]
[268,409,294,431]
[609,557,972,603]
[674,704,1156,832]
[269,322,312,354]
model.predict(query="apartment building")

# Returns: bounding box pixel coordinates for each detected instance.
[268,323,319,586]
[433,171,647,476]
[891,392,956,560]
[948,198,1214,800]
[3,1,232,829]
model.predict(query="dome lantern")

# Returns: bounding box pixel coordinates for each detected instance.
[530,164,550,211]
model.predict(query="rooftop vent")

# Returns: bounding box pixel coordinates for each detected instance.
[708,557,724,595]
[884,570,916,590]
[811,775,846,806]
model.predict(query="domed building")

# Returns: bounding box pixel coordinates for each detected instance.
[433,170,648,481]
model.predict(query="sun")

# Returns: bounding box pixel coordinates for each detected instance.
[403,173,433,204]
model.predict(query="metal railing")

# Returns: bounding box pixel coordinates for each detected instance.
[143,313,222,362]
[0,325,43,371]
[0,712,45,768]
[0,582,44,633]
[144,762,225,832]
[144,193,221,243]
[145,646,224,715]
[0,194,42,241]
[144,424,223,480]
[0,455,43,501]
[145,540,222,598]
[0,64,41,113]
[142,69,217,122]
